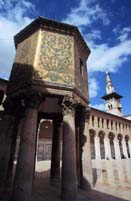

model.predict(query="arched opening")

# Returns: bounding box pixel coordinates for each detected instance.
[125,135,130,158]
[98,131,105,159]
[118,134,124,159]
[89,129,96,159]
[37,119,53,161]
[109,132,115,159]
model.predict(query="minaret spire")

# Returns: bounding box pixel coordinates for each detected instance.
[102,72,123,116]
[106,71,115,94]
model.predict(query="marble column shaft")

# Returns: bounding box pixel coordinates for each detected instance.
[50,118,61,182]
[5,118,20,194]
[12,97,41,201]
[76,106,93,189]
[128,141,131,157]
[122,139,128,158]
[0,114,16,197]
[62,96,77,201]
[114,139,121,159]
[75,125,81,186]
[82,119,93,189]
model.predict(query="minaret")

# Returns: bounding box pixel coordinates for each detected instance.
[102,72,123,116]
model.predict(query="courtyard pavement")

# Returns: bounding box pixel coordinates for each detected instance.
[32,159,131,201]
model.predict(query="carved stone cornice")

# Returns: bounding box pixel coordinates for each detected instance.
[62,95,79,116]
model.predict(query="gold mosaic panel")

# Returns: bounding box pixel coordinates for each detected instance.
[7,32,39,94]
[15,31,38,65]
[37,30,74,85]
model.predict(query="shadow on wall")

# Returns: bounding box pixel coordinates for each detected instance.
[92,168,97,186]
[32,168,128,201]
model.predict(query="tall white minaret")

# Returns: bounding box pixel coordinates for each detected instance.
[102,72,123,116]
[106,72,115,94]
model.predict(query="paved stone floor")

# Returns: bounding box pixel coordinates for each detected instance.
[31,159,131,201]
[92,159,131,201]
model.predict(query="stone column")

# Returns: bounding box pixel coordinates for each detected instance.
[4,118,21,197]
[75,109,81,187]
[94,136,101,159]
[0,99,19,198]
[80,106,93,189]
[75,105,87,188]
[114,138,121,159]
[50,117,62,183]
[104,137,112,159]
[122,139,128,158]
[12,93,43,201]
[61,96,78,201]
[128,140,131,157]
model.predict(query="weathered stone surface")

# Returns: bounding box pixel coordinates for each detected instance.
[61,96,78,201]
[50,118,62,182]
[12,95,42,201]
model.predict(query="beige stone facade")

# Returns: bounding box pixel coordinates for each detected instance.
[89,107,131,160]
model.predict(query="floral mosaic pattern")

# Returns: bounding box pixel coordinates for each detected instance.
[38,30,74,85]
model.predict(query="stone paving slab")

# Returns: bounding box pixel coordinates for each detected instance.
[31,159,131,201]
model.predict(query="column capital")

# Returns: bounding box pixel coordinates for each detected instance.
[3,98,24,117]
[24,90,44,109]
[76,105,90,122]
[62,95,79,116]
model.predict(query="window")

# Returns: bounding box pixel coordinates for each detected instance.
[98,118,100,128]
[92,116,94,126]
[102,119,104,128]
[107,119,109,129]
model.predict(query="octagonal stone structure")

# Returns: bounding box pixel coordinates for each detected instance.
[7,17,90,106]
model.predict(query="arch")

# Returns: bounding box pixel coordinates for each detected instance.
[98,130,105,138]
[117,134,124,158]
[37,120,53,161]
[89,129,96,159]
[98,131,105,159]
[125,135,130,158]
[92,116,94,126]
[118,133,123,140]
[39,120,53,139]
[108,132,115,159]
[89,129,96,138]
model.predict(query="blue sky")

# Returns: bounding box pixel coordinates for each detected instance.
[0,0,131,115]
